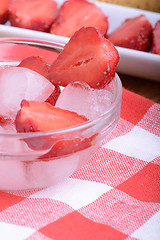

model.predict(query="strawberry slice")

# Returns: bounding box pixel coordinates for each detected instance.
[15,100,87,150]
[0,114,13,127]
[16,100,87,132]
[50,0,108,37]
[152,20,160,55]
[46,85,61,106]
[49,27,119,89]
[39,134,97,159]
[9,0,58,32]
[0,0,11,24]
[18,56,50,79]
[108,14,152,52]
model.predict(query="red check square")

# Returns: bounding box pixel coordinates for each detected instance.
[39,211,128,240]
[0,191,25,212]
[121,89,154,125]
[117,162,160,203]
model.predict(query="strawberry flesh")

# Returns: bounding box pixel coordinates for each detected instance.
[39,135,97,159]
[16,100,87,133]
[0,114,13,127]
[49,27,119,89]
[152,20,160,55]
[0,0,11,24]
[46,85,61,106]
[15,100,87,150]
[50,0,108,37]
[108,14,152,52]
[9,0,58,32]
[18,56,50,79]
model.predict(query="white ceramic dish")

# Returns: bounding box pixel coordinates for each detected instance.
[0,0,160,81]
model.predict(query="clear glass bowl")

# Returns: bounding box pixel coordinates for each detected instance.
[0,38,122,191]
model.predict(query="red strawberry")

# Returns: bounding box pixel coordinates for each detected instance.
[50,0,108,37]
[18,56,50,79]
[49,27,119,89]
[46,85,61,106]
[15,100,87,150]
[39,134,97,159]
[9,0,58,32]
[16,100,87,132]
[0,114,13,126]
[108,14,152,52]
[0,0,11,24]
[152,20,160,55]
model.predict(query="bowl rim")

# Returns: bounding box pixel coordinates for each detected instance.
[0,37,122,138]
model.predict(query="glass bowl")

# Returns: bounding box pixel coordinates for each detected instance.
[0,38,122,191]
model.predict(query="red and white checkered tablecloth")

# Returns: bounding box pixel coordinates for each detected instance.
[0,88,160,240]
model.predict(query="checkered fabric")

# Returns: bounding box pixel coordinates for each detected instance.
[0,88,160,240]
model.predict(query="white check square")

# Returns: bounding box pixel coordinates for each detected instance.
[0,222,35,240]
[30,178,112,210]
[102,126,160,162]
[131,210,160,240]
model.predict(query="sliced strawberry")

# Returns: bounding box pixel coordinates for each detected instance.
[15,100,87,150]
[16,100,87,132]
[152,20,160,55]
[0,114,13,127]
[18,56,50,79]
[0,0,11,24]
[9,0,58,32]
[108,14,152,52]
[39,134,97,159]
[50,0,108,37]
[46,85,61,106]
[49,27,119,89]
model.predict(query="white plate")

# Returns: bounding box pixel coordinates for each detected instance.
[0,0,160,81]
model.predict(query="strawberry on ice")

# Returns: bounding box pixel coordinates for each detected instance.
[0,26,122,190]
[0,27,119,153]
[18,56,51,79]
[49,27,119,89]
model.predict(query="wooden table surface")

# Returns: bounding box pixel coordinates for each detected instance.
[119,74,160,103]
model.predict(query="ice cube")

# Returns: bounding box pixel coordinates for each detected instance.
[55,82,113,120]
[0,67,54,119]
[0,121,15,133]
[0,159,28,191]
[0,141,99,190]
[0,124,34,154]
